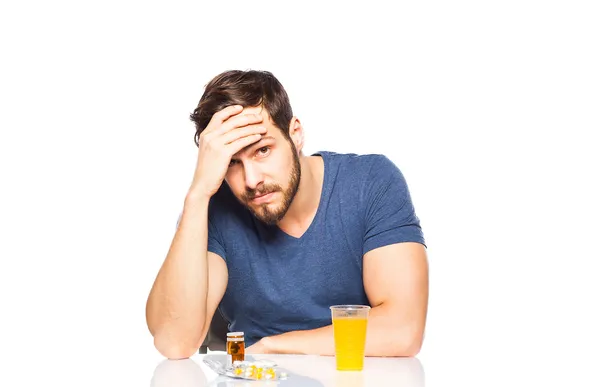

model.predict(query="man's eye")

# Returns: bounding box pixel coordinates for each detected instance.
[257,146,270,155]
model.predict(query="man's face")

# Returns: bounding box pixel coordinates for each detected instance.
[224,107,301,225]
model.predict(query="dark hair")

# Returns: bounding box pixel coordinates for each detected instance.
[190,70,294,146]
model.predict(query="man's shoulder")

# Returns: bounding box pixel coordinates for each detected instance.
[316,150,399,179]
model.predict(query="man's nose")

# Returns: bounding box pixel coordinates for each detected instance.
[243,164,264,191]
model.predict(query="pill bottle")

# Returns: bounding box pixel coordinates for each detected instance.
[226,331,245,365]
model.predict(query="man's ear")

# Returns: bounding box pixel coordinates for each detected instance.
[288,116,304,153]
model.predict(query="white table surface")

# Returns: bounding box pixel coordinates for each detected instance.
[149,351,424,387]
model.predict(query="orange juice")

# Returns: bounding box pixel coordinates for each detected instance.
[332,317,368,370]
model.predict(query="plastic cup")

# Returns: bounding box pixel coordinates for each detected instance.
[330,305,370,371]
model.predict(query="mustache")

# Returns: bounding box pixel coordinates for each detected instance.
[243,184,282,201]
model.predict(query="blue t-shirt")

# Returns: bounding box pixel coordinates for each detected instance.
[207,151,425,347]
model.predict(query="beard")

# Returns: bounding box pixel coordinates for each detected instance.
[241,144,301,226]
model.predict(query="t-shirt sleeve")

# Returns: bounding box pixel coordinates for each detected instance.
[207,218,227,260]
[362,155,426,255]
[175,211,227,261]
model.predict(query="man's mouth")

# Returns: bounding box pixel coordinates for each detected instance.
[249,191,277,204]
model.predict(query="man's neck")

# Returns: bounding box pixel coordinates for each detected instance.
[277,155,324,236]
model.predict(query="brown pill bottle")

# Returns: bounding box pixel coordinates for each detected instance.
[226,332,245,365]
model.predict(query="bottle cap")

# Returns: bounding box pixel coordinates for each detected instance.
[227,332,245,342]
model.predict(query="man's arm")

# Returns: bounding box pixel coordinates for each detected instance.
[145,194,228,359]
[249,242,429,356]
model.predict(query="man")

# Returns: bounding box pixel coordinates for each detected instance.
[145,70,428,359]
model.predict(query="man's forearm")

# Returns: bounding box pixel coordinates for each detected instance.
[145,192,211,357]
[263,303,423,357]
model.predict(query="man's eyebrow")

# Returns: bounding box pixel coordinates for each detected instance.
[232,136,277,159]
[247,135,276,150]
[256,135,276,142]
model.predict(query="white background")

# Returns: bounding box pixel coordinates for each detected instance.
[1,1,599,386]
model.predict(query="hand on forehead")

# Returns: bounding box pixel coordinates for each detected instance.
[238,107,281,139]
[241,106,272,125]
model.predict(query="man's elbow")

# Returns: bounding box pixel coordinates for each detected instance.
[401,335,423,357]
[391,329,424,357]
[153,332,202,360]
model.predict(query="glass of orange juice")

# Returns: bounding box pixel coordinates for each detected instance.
[330,305,370,371]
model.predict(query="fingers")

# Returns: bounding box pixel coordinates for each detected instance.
[221,125,267,145]
[204,105,263,132]
[207,105,244,128]
[216,113,263,135]
[225,133,263,155]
